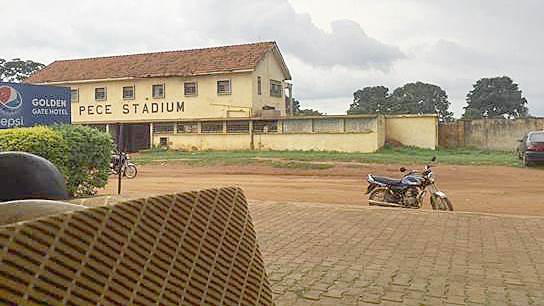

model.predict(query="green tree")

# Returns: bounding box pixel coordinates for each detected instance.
[297,108,323,116]
[462,76,528,119]
[286,98,301,114]
[348,86,391,114]
[0,58,45,82]
[287,98,323,116]
[389,82,453,122]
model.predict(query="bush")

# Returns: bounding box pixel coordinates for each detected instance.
[0,125,114,197]
[0,127,66,172]
[53,124,114,197]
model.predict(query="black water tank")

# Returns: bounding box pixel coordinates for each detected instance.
[0,151,67,201]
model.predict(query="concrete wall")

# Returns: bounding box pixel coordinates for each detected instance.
[385,114,438,149]
[282,118,313,133]
[376,115,386,149]
[256,133,379,153]
[438,121,465,148]
[151,114,437,152]
[280,116,377,134]
[157,133,251,151]
[156,132,380,153]
[152,116,386,153]
[440,118,544,151]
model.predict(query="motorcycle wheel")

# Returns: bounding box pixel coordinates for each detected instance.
[430,194,454,211]
[368,188,386,205]
[124,164,137,179]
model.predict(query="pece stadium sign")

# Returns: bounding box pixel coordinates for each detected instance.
[77,101,185,116]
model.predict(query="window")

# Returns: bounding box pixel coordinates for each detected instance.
[152,84,165,99]
[270,80,282,96]
[159,137,168,147]
[95,87,106,101]
[227,121,250,133]
[123,86,135,99]
[202,121,223,133]
[153,122,174,133]
[217,80,231,95]
[254,120,277,133]
[177,122,198,133]
[70,89,79,102]
[257,77,262,95]
[184,82,197,96]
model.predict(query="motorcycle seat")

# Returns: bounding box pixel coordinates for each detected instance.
[370,175,403,186]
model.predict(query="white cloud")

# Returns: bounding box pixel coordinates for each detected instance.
[287,0,544,117]
[180,0,405,70]
[1,0,543,117]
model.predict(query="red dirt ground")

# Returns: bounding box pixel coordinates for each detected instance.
[99,161,544,216]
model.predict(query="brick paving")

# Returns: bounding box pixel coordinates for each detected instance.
[248,201,544,306]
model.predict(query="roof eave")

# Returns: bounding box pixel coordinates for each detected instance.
[270,44,292,80]
[32,69,256,85]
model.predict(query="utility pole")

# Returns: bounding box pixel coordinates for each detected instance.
[117,124,124,195]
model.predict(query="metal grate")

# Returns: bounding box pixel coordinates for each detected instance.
[0,187,273,306]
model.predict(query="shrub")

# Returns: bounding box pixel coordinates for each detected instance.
[53,124,114,197]
[0,127,66,173]
[0,125,114,197]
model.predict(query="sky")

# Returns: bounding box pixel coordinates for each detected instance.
[2,0,543,118]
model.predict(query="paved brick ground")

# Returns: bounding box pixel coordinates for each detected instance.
[248,201,544,306]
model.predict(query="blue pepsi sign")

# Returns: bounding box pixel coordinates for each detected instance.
[0,82,70,128]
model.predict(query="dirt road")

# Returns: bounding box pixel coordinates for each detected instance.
[99,161,544,216]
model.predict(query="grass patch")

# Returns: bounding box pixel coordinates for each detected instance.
[266,161,336,170]
[131,145,521,167]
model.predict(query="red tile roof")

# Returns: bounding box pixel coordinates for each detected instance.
[25,42,288,83]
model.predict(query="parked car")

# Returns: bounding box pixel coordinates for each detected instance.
[518,130,544,166]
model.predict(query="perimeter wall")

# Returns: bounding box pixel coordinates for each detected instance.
[439,118,544,151]
[152,114,438,153]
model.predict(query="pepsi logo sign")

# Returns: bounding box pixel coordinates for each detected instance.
[0,86,23,112]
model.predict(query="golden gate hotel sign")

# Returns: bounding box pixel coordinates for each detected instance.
[0,82,70,128]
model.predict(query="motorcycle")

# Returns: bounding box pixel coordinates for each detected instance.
[366,157,453,211]
[110,150,138,179]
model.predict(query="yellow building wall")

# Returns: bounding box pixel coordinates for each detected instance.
[376,115,386,150]
[150,115,438,152]
[67,72,256,124]
[155,134,252,151]
[256,133,379,153]
[252,52,288,115]
[385,115,438,149]
[156,132,379,153]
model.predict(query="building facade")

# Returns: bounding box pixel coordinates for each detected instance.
[26,42,294,150]
[26,41,438,152]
